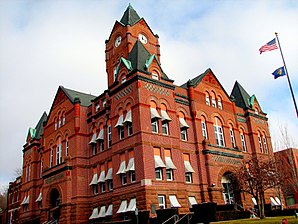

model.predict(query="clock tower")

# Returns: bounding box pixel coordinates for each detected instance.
[105,4,161,88]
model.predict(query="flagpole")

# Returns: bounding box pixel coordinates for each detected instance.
[275,32,298,118]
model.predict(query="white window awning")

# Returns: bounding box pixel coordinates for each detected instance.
[89,173,98,185]
[184,161,195,173]
[270,196,279,206]
[126,158,135,171]
[89,207,99,219]
[150,108,161,119]
[252,197,257,205]
[98,171,105,183]
[117,200,127,213]
[179,117,190,129]
[154,155,166,168]
[98,206,106,218]
[96,129,104,141]
[116,161,126,175]
[123,110,132,123]
[275,197,281,205]
[106,204,113,216]
[89,133,97,144]
[161,110,171,121]
[115,115,124,127]
[169,195,181,208]
[21,196,29,205]
[35,192,42,202]
[126,198,136,212]
[188,196,197,206]
[105,168,113,180]
[165,157,177,170]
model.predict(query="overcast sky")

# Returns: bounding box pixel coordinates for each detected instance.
[0,0,297,190]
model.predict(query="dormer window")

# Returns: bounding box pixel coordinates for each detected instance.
[152,73,159,80]
[95,104,100,112]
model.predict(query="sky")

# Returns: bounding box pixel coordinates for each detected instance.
[0,0,297,190]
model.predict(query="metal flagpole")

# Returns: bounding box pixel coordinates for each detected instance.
[275,32,298,118]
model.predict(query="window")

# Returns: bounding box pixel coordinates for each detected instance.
[179,113,189,141]
[97,128,104,152]
[25,165,30,182]
[214,117,225,147]
[158,195,166,209]
[240,130,247,151]
[130,170,136,182]
[154,148,166,180]
[56,144,62,165]
[100,182,106,193]
[95,104,100,112]
[121,76,126,83]
[161,105,171,135]
[166,169,173,181]
[115,112,124,140]
[184,154,195,183]
[205,92,210,106]
[50,148,53,168]
[222,174,234,204]
[152,73,159,80]
[102,99,106,107]
[98,169,106,193]
[127,153,135,183]
[229,127,236,148]
[93,185,98,195]
[263,135,268,154]
[54,119,57,130]
[65,140,69,156]
[162,121,169,135]
[62,113,66,125]
[117,155,127,185]
[212,98,216,107]
[127,123,133,136]
[106,162,113,191]
[258,133,263,153]
[124,109,133,136]
[201,116,208,139]
[155,168,163,180]
[118,126,124,139]
[165,150,176,181]
[185,173,192,183]
[121,173,127,185]
[107,125,112,148]
[150,102,161,133]
[92,144,97,155]
[218,96,223,110]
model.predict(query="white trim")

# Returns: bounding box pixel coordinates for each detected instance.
[169,195,181,208]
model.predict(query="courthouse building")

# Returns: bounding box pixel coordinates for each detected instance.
[7,5,276,223]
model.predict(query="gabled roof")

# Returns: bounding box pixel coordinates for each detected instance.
[119,4,141,26]
[230,81,253,109]
[127,40,151,73]
[60,86,96,107]
[27,112,47,141]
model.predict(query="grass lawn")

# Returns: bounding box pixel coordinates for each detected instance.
[211,216,298,224]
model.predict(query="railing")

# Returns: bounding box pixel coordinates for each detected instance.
[175,213,193,224]
[161,214,179,224]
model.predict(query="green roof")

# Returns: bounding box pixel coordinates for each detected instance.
[28,112,47,141]
[120,4,141,26]
[230,81,251,109]
[127,40,151,73]
[180,68,211,88]
[60,86,96,107]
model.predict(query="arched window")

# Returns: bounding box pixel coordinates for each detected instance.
[161,104,171,135]
[115,108,124,140]
[262,133,268,154]
[222,173,234,204]
[211,92,216,108]
[150,101,161,133]
[217,96,223,110]
[62,112,66,125]
[65,135,69,156]
[50,147,54,168]
[240,128,247,152]
[214,117,225,146]
[96,123,104,152]
[107,120,112,148]
[254,107,259,114]
[229,124,236,148]
[257,131,263,153]
[124,103,133,136]
[54,118,58,130]
[201,116,208,139]
[205,92,210,106]
[179,112,189,141]
[56,137,62,165]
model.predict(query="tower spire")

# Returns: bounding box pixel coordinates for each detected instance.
[120,4,141,26]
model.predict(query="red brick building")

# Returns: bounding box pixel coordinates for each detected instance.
[7,5,278,223]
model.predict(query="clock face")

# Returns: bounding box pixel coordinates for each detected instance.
[115,36,121,47]
[138,33,148,44]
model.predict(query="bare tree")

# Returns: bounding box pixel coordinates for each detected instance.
[232,156,281,219]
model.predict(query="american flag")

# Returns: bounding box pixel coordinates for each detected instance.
[259,38,278,54]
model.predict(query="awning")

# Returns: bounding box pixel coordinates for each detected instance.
[35,192,42,202]
[117,200,127,213]
[89,133,97,144]
[96,129,104,141]
[161,110,171,121]
[179,117,189,129]
[115,115,124,127]
[270,196,279,206]
[154,155,166,168]
[188,196,197,206]
[150,108,161,119]
[98,171,105,183]
[106,204,113,216]
[126,158,135,171]
[165,157,177,170]
[169,195,181,208]
[123,110,132,123]
[89,173,98,185]
[21,196,29,205]
[184,161,195,173]
[98,206,106,218]
[105,168,113,180]
[89,207,99,219]
[252,197,257,205]
[275,197,281,205]
[116,161,126,175]
[126,198,136,212]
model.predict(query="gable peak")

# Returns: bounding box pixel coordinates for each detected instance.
[120,4,141,26]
